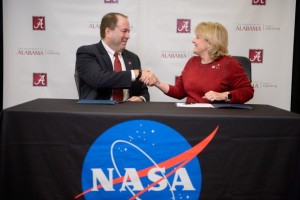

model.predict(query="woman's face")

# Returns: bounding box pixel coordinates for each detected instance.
[192,34,211,56]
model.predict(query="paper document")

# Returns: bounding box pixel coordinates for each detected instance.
[176,103,213,108]
[176,102,253,109]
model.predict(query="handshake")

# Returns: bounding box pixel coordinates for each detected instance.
[135,69,159,87]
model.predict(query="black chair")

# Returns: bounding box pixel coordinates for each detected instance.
[74,70,81,99]
[232,56,252,82]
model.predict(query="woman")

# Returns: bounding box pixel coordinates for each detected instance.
[150,22,254,104]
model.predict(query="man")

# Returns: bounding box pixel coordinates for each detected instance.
[75,12,154,101]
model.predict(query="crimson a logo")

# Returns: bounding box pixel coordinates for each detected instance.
[177,19,191,33]
[252,0,266,5]
[32,16,46,31]
[33,73,47,86]
[249,49,263,63]
[104,0,118,3]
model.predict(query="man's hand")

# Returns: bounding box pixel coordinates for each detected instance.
[127,96,144,102]
[140,70,159,86]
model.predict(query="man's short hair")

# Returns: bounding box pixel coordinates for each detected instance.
[100,12,128,39]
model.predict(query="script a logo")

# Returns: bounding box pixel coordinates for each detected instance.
[177,19,191,33]
[249,49,263,63]
[33,16,46,31]
[33,73,47,86]
[104,0,118,3]
[77,120,218,200]
[252,0,266,5]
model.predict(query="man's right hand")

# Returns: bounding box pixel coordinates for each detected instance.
[139,70,159,86]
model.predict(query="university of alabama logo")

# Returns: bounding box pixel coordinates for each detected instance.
[252,0,266,5]
[235,24,263,32]
[76,120,218,200]
[177,19,191,33]
[249,49,263,63]
[33,73,47,86]
[32,16,46,31]
[104,0,118,3]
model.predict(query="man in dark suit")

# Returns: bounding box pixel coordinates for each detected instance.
[75,12,154,101]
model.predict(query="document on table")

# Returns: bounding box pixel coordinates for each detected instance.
[176,102,253,109]
[176,103,213,108]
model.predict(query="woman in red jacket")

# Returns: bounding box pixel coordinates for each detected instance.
[146,21,254,104]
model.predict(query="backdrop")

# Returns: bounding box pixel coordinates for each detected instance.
[3,0,296,110]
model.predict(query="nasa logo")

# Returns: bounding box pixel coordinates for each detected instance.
[77,120,218,199]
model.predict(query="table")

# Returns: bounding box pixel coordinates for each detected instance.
[1,99,300,200]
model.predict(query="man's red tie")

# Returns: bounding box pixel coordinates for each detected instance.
[112,52,123,101]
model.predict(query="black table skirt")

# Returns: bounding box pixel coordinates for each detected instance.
[1,99,300,200]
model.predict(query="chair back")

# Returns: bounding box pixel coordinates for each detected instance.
[232,56,252,82]
[74,70,81,99]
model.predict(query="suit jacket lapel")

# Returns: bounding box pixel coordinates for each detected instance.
[97,41,134,71]
[96,41,113,70]
[122,51,133,70]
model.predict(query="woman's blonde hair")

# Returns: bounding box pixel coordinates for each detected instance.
[194,22,228,60]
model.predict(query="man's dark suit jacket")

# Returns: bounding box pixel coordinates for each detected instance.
[75,41,149,101]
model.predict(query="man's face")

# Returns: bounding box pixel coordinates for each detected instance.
[106,16,130,52]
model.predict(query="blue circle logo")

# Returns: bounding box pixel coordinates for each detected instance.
[79,120,203,200]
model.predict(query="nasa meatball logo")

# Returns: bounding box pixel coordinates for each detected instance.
[76,120,218,199]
